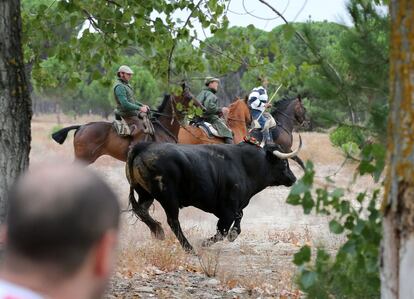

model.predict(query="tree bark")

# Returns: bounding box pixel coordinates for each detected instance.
[0,0,32,223]
[381,1,414,298]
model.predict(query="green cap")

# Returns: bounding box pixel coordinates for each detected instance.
[205,76,220,86]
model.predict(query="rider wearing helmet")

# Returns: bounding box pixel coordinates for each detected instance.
[248,76,271,129]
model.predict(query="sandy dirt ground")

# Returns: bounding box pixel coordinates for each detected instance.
[30,114,377,298]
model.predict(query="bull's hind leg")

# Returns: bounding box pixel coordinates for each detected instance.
[164,207,194,253]
[228,211,243,242]
[131,186,165,240]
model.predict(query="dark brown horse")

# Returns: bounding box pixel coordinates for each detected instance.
[270,95,307,170]
[52,88,195,164]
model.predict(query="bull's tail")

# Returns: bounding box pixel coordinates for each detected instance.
[51,125,81,144]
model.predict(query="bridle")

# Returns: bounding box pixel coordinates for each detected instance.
[273,100,306,127]
[146,94,189,143]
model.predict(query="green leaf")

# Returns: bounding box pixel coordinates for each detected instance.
[290,180,309,195]
[293,245,311,265]
[329,219,344,234]
[283,24,296,41]
[303,192,314,214]
[175,102,183,112]
[286,194,301,205]
[300,270,317,289]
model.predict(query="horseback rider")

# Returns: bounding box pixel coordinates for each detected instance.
[248,76,273,129]
[113,65,151,147]
[248,77,276,141]
[196,77,233,144]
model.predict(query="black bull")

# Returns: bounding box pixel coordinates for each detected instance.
[126,137,302,252]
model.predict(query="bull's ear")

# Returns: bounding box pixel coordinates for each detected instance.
[264,144,284,159]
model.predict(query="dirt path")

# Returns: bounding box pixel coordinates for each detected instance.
[31,115,376,298]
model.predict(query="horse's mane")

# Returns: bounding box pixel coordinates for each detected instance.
[156,94,170,114]
[273,96,296,112]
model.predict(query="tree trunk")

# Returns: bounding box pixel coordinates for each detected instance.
[0,0,32,223]
[381,1,414,298]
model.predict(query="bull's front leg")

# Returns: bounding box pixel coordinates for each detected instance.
[227,210,243,242]
[202,209,235,247]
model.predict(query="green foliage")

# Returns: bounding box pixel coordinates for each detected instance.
[24,0,230,85]
[50,124,63,136]
[329,125,365,148]
[287,142,385,298]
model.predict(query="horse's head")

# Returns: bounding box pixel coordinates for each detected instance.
[272,95,307,126]
[160,83,198,120]
[228,97,252,126]
[226,97,252,143]
[293,95,307,125]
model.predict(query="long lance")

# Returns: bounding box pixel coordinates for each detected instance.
[251,84,283,131]
[257,83,283,120]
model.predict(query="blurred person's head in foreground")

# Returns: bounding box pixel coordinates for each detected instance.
[0,162,120,299]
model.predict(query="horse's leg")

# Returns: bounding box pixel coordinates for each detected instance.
[228,210,243,242]
[130,186,165,240]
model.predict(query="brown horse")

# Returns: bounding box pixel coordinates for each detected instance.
[178,97,252,144]
[52,88,195,164]
[269,95,307,170]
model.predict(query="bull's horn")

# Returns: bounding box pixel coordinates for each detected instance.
[272,134,302,159]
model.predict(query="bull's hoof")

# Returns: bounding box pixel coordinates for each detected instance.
[227,229,239,242]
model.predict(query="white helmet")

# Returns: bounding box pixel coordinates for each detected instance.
[117,65,134,74]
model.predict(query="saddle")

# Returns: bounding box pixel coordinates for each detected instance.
[249,113,280,146]
[112,111,155,137]
[251,112,277,130]
[112,119,131,136]
[191,121,221,138]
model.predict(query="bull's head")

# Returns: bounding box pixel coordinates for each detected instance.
[264,135,302,187]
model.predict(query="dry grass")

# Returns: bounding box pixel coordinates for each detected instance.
[117,232,190,275]
[197,247,222,277]
[296,132,344,165]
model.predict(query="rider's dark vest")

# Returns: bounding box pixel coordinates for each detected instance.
[113,79,137,117]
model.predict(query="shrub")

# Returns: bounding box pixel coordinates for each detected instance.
[329,125,364,148]
[288,143,385,298]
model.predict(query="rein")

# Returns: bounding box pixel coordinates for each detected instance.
[273,108,297,123]
[152,119,178,143]
[146,94,186,143]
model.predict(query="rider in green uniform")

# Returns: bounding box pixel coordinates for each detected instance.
[113,65,150,147]
[196,77,233,144]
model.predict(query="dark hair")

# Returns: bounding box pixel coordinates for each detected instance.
[6,165,120,276]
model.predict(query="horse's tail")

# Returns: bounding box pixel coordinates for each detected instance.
[128,186,140,217]
[51,125,81,144]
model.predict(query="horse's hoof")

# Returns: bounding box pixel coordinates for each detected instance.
[184,245,195,254]
[152,227,165,240]
[201,239,214,248]
[227,229,239,242]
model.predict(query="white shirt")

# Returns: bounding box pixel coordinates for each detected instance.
[248,86,268,112]
[0,280,44,299]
